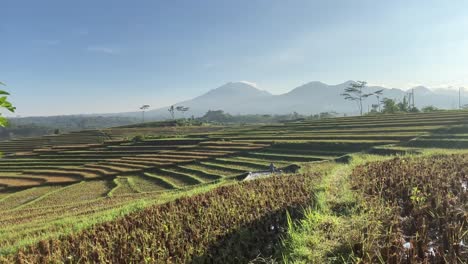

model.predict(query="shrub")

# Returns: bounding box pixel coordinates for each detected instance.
[131,135,145,143]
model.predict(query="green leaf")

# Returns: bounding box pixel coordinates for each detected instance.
[0,117,8,127]
[0,90,10,95]
[0,97,15,112]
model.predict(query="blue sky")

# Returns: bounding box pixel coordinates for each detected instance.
[2,0,468,116]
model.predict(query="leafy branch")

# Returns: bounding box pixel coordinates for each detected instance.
[0,81,16,127]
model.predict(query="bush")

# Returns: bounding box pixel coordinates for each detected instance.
[421,105,439,112]
[131,135,145,143]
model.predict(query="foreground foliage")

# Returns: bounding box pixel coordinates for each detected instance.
[0,82,15,128]
[5,173,318,263]
[351,154,467,263]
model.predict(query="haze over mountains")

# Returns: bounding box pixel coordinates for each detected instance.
[4,80,467,138]
[141,81,467,119]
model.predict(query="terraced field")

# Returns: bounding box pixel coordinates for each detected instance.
[1,110,468,258]
[0,130,110,155]
[2,111,468,192]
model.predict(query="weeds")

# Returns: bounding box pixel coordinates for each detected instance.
[350,154,467,263]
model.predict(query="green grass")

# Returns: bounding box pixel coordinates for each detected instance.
[210,158,268,170]
[198,161,246,174]
[244,152,330,162]
[151,169,203,186]
[181,163,237,177]
[0,186,62,210]
[281,154,401,263]
[202,160,260,172]
[225,156,291,167]
[23,180,112,208]
[170,166,222,181]
[281,148,468,263]
[108,177,138,196]
[129,174,176,192]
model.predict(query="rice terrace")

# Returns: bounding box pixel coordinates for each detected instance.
[0,110,466,263]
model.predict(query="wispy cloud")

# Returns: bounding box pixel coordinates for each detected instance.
[87,46,118,54]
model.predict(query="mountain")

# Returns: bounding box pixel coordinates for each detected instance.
[176,82,272,115]
[145,82,273,118]
[195,82,272,99]
[412,86,432,95]
[138,81,468,119]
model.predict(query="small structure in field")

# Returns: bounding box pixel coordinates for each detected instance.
[242,164,301,181]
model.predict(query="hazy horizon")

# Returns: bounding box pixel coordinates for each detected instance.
[3,0,468,116]
[5,80,468,118]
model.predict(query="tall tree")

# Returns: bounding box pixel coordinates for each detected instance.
[374,89,384,112]
[381,98,399,114]
[139,104,150,122]
[0,82,16,127]
[168,105,175,120]
[341,81,378,115]
[176,106,189,118]
[397,95,410,112]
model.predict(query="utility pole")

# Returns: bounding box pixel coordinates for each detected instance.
[376,95,381,112]
[459,87,461,109]
[406,89,415,109]
[406,91,412,110]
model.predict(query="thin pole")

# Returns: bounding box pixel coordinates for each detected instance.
[359,86,363,116]
[459,87,461,109]
[407,93,411,110]
[377,96,381,112]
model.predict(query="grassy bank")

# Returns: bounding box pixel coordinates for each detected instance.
[281,155,390,263]
[281,150,467,263]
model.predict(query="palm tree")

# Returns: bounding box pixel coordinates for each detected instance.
[140,105,150,122]
[168,105,175,120]
[341,81,382,115]
[175,106,189,118]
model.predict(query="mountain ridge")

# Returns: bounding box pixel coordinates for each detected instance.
[70,81,466,119]
[137,80,467,119]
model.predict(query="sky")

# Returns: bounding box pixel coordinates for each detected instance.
[2,0,468,116]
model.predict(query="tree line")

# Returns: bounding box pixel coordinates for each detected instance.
[341,80,440,115]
